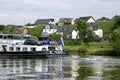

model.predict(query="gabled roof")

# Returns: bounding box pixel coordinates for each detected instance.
[74,18,79,23]
[89,22,100,31]
[57,27,75,34]
[97,17,110,21]
[79,16,95,22]
[34,19,54,25]
[58,18,73,24]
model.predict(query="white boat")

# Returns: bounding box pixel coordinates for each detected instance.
[0,33,68,58]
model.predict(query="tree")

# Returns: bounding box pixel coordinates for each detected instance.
[2,26,16,34]
[110,29,120,53]
[28,25,44,38]
[112,15,120,30]
[110,16,120,53]
[25,23,33,26]
[76,20,95,44]
[49,33,61,40]
[0,25,5,30]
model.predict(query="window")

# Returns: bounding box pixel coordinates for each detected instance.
[14,36,22,39]
[4,36,7,39]
[0,35,3,39]
[42,48,46,51]
[23,47,27,51]
[16,47,20,51]
[23,37,30,39]
[9,47,13,51]
[48,47,55,50]
[24,40,39,45]
[8,35,13,39]
[30,47,36,51]
[24,40,33,45]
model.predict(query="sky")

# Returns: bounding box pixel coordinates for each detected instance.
[0,0,120,25]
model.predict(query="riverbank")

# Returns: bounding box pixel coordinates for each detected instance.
[64,42,115,56]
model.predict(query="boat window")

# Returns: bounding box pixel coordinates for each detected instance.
[14,36,22,39]
[0,35,3,39]
[23,47,27,51]
[8,35,13,39]
[16,47,20,51]
[30,47,36,51]
[23,36,30,39]
[9,47,13,51]
[4,36,7,39]
[48,47,55,50]
[24,40,34,45]
[24,40,39,45]
[42,48,46,51]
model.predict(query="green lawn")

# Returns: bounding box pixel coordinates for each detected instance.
[64,42,114,55]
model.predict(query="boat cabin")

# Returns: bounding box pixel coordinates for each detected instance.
[0,33,31,44]
[0,39,63,53]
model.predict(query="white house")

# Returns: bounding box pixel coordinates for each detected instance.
[57,27,78,39]
[75,16,103,38]
[72,30,79,39]
[90,23,103,38]
[34,19,55,25]
[80,16,96,23]
[75,16,96,23]
[94,29,103,38]
[42,25,57,36]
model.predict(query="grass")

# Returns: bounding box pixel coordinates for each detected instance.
[64,42,114,55]
[87,43,114,55]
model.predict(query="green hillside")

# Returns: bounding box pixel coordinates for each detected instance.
[97,20,114,35]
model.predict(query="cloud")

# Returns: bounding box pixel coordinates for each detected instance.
[99,0,120,2]
[0,0,120,25]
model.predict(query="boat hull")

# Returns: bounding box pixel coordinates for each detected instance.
[0,51,68,58]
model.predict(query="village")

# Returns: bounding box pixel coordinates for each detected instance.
[1,16,110,39]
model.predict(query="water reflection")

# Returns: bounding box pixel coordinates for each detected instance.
[0,57,75,80]
[1,55,120,80]
[76,56,120,80]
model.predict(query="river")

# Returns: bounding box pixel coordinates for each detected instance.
[0,55,120,80]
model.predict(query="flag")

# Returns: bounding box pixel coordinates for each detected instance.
[59,36,64,47]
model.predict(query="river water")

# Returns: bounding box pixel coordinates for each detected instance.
[0,55,120,80]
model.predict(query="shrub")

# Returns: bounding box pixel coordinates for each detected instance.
[78,47,87,53]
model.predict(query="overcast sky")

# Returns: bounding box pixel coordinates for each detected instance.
[0,0,119,25]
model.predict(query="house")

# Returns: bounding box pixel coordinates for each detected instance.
[75,16,103,38]
[58,18,74,26]
[34,19,55,25]
[6,24,15,29]
[24,26,37,28]
[42,24,57,36]
[89,23,103,38]
[97,17,110,22]
[57,27,78,39]
[75,16,96,23]
[14,27,28,35]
